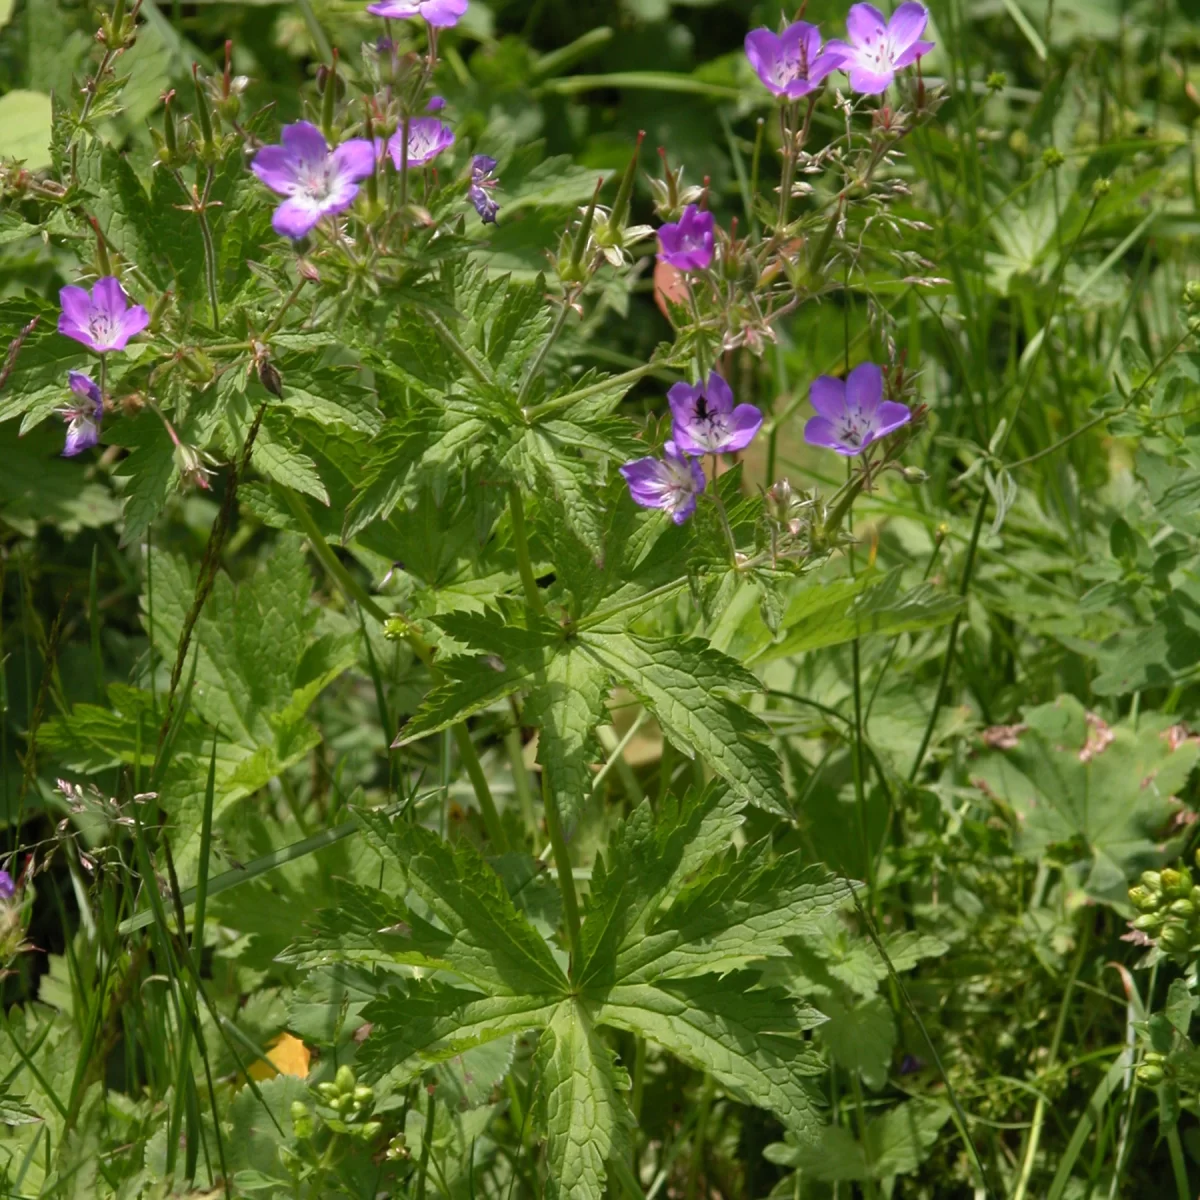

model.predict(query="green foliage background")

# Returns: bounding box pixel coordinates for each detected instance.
[4,0,1200,1196]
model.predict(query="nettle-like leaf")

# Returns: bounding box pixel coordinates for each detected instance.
[42,537,356,880]
[283,786,848,1198]
[970,694,1197,904]
[395,611,788,822]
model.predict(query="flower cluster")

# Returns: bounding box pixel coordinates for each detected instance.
[621,373,762,524]
[745,2,933,99]
[55,276,149,456]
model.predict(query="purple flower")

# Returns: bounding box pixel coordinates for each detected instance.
[58,277,149,354]
[366,0,468,27]
[826,2,934,95]
[744,22,843,98]
[468,154,499,223]
[669,372,762,456]
[427,95,446,112]
[251,121,375,239]
[387,117,455,169]
[804,362,911,456]
[620,441,707,524]
[0,871,13,901]
[657,204,714,272]
[60,371,104,457]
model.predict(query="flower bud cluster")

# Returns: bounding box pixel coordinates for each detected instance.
[307,1065,383,1142]
[1128,858,1200,959]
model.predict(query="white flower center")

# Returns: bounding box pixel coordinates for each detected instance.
[663,458,698,510]
[87,311,117,344]
[297,159,335,202]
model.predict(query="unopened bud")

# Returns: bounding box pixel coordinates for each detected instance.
[900,465,928,484]
[1092,177,1112,199]
[1185,281,1200,309]
[359,1120,382,1140]
[1141,870,1163,893]
[766,478,793,520]
[1041,146,1065,169]
[353,1085,374,1108]
[257,357,283,397]
[986,71,1007,92]
[1137,1063,1165,1086]
[334,1065,356,1094]
[173,442,213,491]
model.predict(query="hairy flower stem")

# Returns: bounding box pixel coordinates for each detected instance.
[508,487,545,614]
[174,168,220,329]
[707,455,740,566]
[155,403,267,761]
[280,488,510,850]
[542,775,583,972]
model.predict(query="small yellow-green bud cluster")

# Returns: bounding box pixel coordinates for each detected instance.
[1128,859,1200,958]
[312,1065,382,1142]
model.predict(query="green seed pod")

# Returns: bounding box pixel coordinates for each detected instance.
[1132,913,1165,933]
[334,1065,356,1094]
[192,65,214,147]
[333,1093,355,1114]
[607,130,645,234]
[1141,870,1163,893]
[1169,898,1195,918]
[1137,1063,1165,1086]
[359,1121,382,1140]
[564,177,604,282]
[353,1085,374,1108]
[1144,1051,1166,1065]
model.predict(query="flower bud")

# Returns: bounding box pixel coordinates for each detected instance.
[1137,1063,1165,1086]
[1168,898,1195,918]
[359,1120,382,1140]
[1128,886,1159,912]
[334,1065,356,1094]
[1185,282,1200,309]
[1161,868,1192,897]
[290,1101,313,1139]
[1141,870,1163,893]
[1091,176,1112,199]
[1159,922,1190,951]
[766,478,793,521]
[563,177,604,283]
[1144,1051,1166,1065]
[353,1085,374,1108]
[257,357,283,397]
[173,442,213,491]
[1041,146,1065,170]
[986,71,1007,92]
[386,1133,409,1160]
[317,1082,339,1101]
[900,465,928,484]
[1132,912,1164,933]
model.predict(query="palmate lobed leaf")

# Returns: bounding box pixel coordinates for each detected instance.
[971,693,1196,903]
[283,785,844,1195]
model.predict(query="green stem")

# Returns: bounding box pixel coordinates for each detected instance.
[281,488,509,850]
[508,487,544,613]
[516,288,579,407]
[542,774,582,972]
[1012,919,1091,1200]
[707,455,740,566]
[524,361,665,422]
[415,1081,436,1200]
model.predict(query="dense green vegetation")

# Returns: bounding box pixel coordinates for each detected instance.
[3,0,1200,1195]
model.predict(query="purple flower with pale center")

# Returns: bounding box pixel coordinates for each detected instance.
[251,121,375,239]
[58,277,149,354]
[0,871,13,901]
[744,22,843,98]
[60,371,104,457]
[804,362,911,456]
[468,154,499,223]
[620,441,707,524]
[669,372,762,456]
[826,2,934,95]
[657,204,714,272]
[387,117,455,169]
[366,0,468,27]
